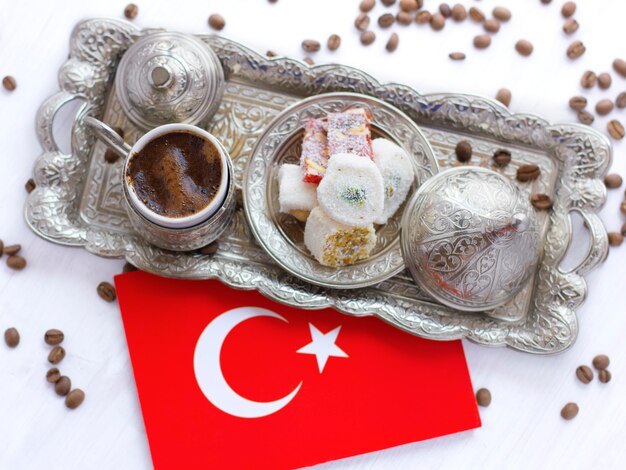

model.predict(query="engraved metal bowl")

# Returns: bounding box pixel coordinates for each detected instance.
[116,31,224,130]
[401,167,540,311]
[243,92,438,289]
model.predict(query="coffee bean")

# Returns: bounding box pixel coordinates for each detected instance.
[122,262,138,273]
[46,368,61,383]
[266,50,278,57]
[44,329,64,346]
[48,346,66,365]
[208,14,225,31]
[561,1,576,18]
[622,222,626,237]
[604,174,623,189]
[455,141,472,162]
[104,149,120,164]
[614,59,626,78]
[576,365,593,384]
[622,201,626,216]
[301,39,320,53]
[381,0,396,5]
[0,239,3,256]
[303,57,314,66]
[493,149,512,167]
[4,328,20,348]
[97,281,116,303]
[123,3,138,20]
[400,0,418,11]
[355,13,370,31]
[567,41,585,59]
[617,92,626,109]
[439,3,452,18]
[25,178,36,194]
[359,0,375,12]
[607,120,625,140]
[530,194,553,211]
[2,75,17,91]
[561,402,579,420]
[474,34,491,49]
[65,389,85,409]
[55,376,72,396]
[492,6,511,22]
[496,88,512,107]
[598,73,612,90]
[516,164,541,182]
[378,13,395,28]
[599,369,612,383]
[397,11,414,25]
[327,34,341,51]
[451,4,466,21]
[580,70,596,89]
[484,19,500,33]
[608,232,623,247]
[515,40,533,56]
[415,11,432,24]
[4,244,21,256]
[563,19,579,35]
[469,7,485,22]
[541,0,552,4]
[476,388,491,407]
[386,33,399,53]
[577,110,594,125]
[596,99,614,116]
[360,31,376,46]
[430,13,446,31]
[569,96,587,111]
[449,52,466,61]
[7,255,26,270]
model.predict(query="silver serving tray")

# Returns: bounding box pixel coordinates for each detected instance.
[26,18,611,354]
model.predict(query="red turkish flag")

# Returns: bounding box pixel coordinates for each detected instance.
[115,272,480,469]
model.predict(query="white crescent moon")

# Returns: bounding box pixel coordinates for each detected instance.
[193,306,302,418]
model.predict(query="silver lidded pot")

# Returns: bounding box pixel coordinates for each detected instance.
[401,167,540,312]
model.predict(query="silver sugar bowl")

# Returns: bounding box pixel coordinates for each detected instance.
[401,167,540,312]
[115,31,225,131]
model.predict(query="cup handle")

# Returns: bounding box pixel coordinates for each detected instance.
[84,116,132,158]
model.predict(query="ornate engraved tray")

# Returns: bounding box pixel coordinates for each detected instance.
[26,18,611,354]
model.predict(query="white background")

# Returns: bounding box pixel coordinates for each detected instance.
[1,0,626,469]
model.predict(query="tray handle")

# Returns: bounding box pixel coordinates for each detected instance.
[559,209,608,277]
[36,91,81,153]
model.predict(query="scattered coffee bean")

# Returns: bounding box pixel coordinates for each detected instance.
[561,1,576,18]
[541,0,552,4]
[360,31,376,46]
[598,370,612,383]
[4,328,20,348]
[530,194,553,211]
[469,7,485,22]
[44,329,64,346]
[55,376,72,396]
[2,75,17,91]
[484,19,500,33]
[122,262,138,273]
[301,39,320,53]
[0,239,3,256]
[614,59,626,78]
[493,6,511,22]
[607,120,625,140]
[381,0,396,5]
[46,368,61,383]
[449,52,466,61]
[576,365,594,384]
[355,12,370,31]
[496,88,512,107]
[515,40,533,57]
[563,19,579,35]
[7,255,26,270]
[327,34,341,51]
[604,174,623,189]
[397,11,414,25]
[430,13,446,31]
[476,388,491,407]
[622,222,626,237]
[474,34,491,49]
[516,164,541,182]
[25,178,36,194]
[577,110,594,125]
[493,149,512,167]
[123,3,138,20]
[400,0,418,11]
[598,73,612,90]
[415,11,432,24]
[386,33,399,52]
[580,71,597,89]
[48,346,66,365]
[451,4,467,21]
[97,281,117,302]
[596,99,614,116]
[616,92,626,109]
[266,50,278,58]
[455,141,472,162]
[65,389,85,410]
[608,232,623,247]
[208,14,225,31]
[360,0,375,12]
[567,41,585,59]
[569,96,587,111]
[303,57,314,66]
[439,3,452,18]
[378,13,395,28]
[4,244,21,256]
[561,402,579,420]
[622,201,626,216]
[104,149,120,164]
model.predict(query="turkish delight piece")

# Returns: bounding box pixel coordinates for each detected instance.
[301,118,329,184]
[326,108,373,159]
[278,164,318,214]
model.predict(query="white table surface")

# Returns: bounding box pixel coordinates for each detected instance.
[1,0,625,469]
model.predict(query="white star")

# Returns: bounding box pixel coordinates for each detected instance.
[296,323,348,373]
